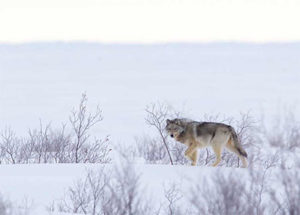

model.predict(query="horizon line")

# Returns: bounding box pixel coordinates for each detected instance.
[1,40,300,46]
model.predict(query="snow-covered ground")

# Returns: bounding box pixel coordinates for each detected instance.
[1,43,300,143]
[0,42,300,214]
[0,163,262,214]
[1,162,298,215]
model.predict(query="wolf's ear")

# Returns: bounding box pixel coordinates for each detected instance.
[166,119,171,124]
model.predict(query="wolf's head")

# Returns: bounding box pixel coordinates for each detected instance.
[165,118,185,138]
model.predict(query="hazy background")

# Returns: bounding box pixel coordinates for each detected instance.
[1,2,300,214]
[1,43,299,143]
[1,0,300,143]
[1,0,300,43]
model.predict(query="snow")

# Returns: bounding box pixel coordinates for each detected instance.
[1,162,297,214]
[0,42,300,214]
[0,163,249,214]
[1,43,300,144]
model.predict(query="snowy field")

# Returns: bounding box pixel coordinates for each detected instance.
[0,43,300,214]
[1,43,300,143]
[0,162,299,214]
[1,163,231,214]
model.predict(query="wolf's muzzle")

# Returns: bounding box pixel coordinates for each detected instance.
[170,134,174,138]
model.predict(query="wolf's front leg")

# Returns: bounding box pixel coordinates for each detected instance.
[190,150,198,166]
[185,143,198,166]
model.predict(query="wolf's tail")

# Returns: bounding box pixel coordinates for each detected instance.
[229,126,247,158]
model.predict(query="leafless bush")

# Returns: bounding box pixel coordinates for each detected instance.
[168,141,189,165]
[55,162,155,215]
[189,165,300,215]
[142,103,189,165]
[27,122,52,163]
[107,162,154,215]
[69,93,109,163]
[145,103,176,165]
[261,110,300,150]
[134,135,167,164]
[256,109,300,168]
[0,93,111,164]
[57,168,109,214]
[244,166,271,215]
[0,128,23,164]
[270,169,300,215]
[46,124,72,163]
[133,135,189,165]
[190,171,248,215]
[163,183,184,215]
[52,161,300,215]
[0,194,13,215]
[0,194,31,215]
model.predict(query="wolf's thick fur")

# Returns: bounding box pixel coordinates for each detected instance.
[165,118,248,168]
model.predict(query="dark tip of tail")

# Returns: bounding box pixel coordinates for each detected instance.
[237,148,248,158]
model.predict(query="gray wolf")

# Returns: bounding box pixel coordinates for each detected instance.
[165,118,248,167]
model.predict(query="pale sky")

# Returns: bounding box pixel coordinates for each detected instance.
[1,0,300,43]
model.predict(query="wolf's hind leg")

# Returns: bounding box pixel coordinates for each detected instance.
[239,156,248,168]
[212,145,222,167]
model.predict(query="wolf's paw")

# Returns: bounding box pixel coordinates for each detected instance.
[211,162,220,167]
[241,164,248,168]
[184,155,192,161]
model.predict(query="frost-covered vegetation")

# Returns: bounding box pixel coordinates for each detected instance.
[46,161,300,215]
[1,94,299,215]
[0,94,110,164]
[2,94,299,168]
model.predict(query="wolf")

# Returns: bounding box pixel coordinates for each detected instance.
[165,118,248,168]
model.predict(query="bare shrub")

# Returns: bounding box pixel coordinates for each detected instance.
[56,162,155,215]
[28,122,52,163]
[69,93,109,163]
[257,109,300,168]
[106,162,153,215]
[163,182,184,215]
[189,165,300,215]
[57,168,109,214]
[0,194,31,215]
[196,148,215,166]
[145,103,176,165]
[133,134,189,165]
[142,103,189,165]
[270,169,300,215]
[261,110,300,150]
[168,141,189,165]
[0,194,13,215]
[244,166,271,215]
[134,135,167,164]
[0,128,23,164]
[46,124,72,163]
[0,93,110,164]
[190,171,248,215]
